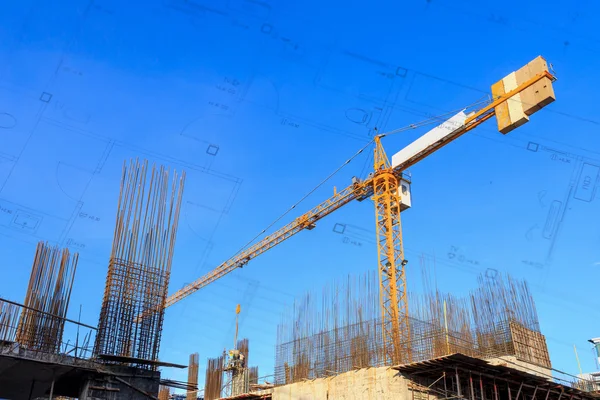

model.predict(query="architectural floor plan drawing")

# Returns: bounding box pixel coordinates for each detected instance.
[0,0,599,396]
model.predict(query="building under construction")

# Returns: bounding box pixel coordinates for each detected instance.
[0,159,192,399]
[203,272,599,400]
[1,57,598,400]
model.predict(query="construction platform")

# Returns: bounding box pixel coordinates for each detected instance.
[218,353,600,400]
[0,342,167,399]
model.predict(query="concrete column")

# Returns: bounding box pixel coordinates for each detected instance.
[79,377,91,400]
[49,377,55,400]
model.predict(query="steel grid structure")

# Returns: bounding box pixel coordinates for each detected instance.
[275,316,549,385]
[204,355,224,400]
[145,67,557,377]
[274,272,551,385]
[373,135,410,365]
[15,242,78,353]
[93,159,185,368]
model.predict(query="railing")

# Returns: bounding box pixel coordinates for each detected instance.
[0,298,97,361]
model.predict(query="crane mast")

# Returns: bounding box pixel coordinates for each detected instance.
[141,59,556,366]
[372,136,410,364]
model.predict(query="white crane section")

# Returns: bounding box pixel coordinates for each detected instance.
[391,110,468,171]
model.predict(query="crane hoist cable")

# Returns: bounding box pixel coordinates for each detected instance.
[231,102,487,259]
[136,60,556,328]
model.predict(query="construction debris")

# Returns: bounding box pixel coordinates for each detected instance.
[93,159,186,368]
[15,242,78,353]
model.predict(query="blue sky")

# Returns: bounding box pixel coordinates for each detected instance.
[1,0,599,392]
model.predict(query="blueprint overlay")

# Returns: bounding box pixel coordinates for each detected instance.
[1,0,599,387]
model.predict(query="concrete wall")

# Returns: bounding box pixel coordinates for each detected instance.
[272,357,554,399]
[273,366,412,400]
[487,356,553,380]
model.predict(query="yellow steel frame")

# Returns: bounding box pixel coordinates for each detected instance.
[372,136,410,364]
[138,70,555,345]
[162,181,371,309]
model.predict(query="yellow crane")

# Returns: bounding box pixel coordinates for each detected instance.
[150,57,556,365]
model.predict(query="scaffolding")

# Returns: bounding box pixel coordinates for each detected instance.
[204,338,261,399]
[93,159,186,368]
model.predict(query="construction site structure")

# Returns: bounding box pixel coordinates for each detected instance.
[205,354,225,400]
[147,56,556,368]
[274,271,552,386]
[204,337,263,400]
[204,306,262,399]
[16,242,79,354]
[0,244,167,399]
[0,159,190,399]
[158,385,171,400]
[186,352,200,400]
[224,338,250,397]
[225,305,249,397]
[94,158,186,369]
[269,354,597,400]
[209,271,599,400]
[0,57,566,399]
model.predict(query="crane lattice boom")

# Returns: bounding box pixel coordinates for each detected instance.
[140,61,556,363]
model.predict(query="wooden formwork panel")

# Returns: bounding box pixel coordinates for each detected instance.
[509,321,551,368]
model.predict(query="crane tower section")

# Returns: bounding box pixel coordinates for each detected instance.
[373,136,410,364]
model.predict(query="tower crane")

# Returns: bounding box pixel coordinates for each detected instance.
[147,57,556,365]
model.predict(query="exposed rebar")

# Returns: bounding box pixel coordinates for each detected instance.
[93,158,186,369]
[15,242,78,353]
[0,300,19,342]
[187,352,199,400]
[274,270,551,385]
[204,355,224,400]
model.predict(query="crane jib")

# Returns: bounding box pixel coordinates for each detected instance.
[148,63,556,317]
[162,182,365,309]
